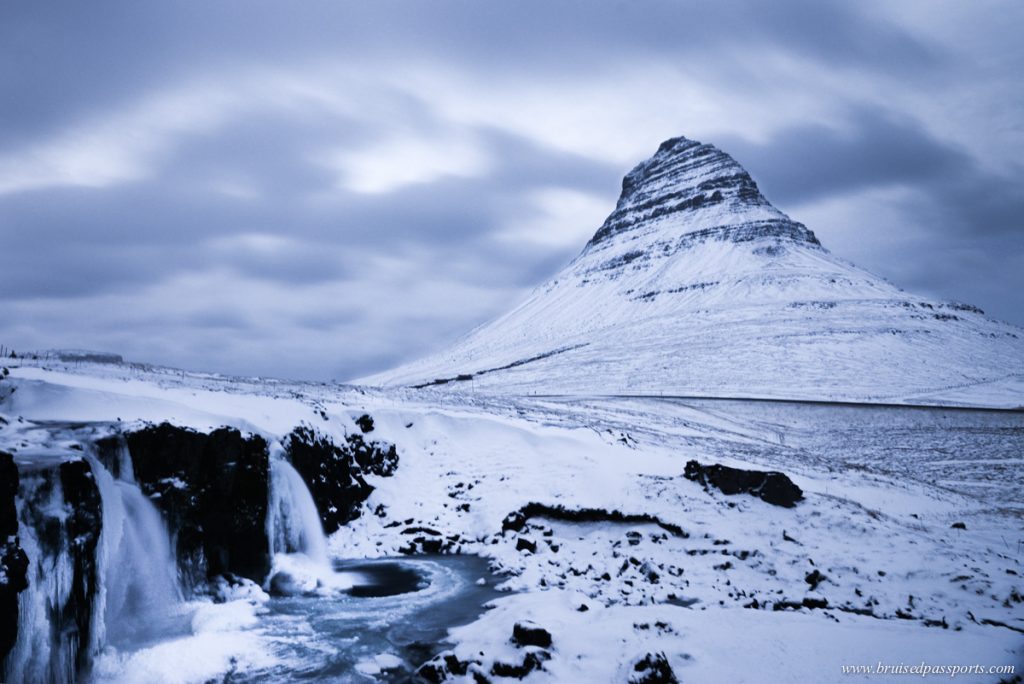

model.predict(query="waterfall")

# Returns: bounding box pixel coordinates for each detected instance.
[3,444,184,683]
[265,444,350,594]
[88,449,182,651]
[267,456,329,565]
[3,472,78,684]
[4,431,352,680]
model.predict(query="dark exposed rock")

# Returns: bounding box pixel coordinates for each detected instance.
[397,528,461,556]
[516,537,537,554]
[501,511,527,533]
[501,503,687,538]
[349,433,399,477]
[57,459,104,673]
[684,460,803,507]
[355,414,375,433]
[417,650,477,682]
[287,425,371,534]
[0,451,28,664]
[491,649,551,679]
[805,569,827,590]
[284,425,399,535]
[511,621,552,649]
[120,423,271,585]
[773,597,829,611]
[419,537,443,554]
[951,522,967,530]
[629,652,679,684]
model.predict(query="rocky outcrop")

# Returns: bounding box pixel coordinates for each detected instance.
[417,621,553,682]
[501,503,688,538]
[118,424,271,585]
[0,451,28,665]
[511,621,552,648]
[57,460,104,673]
[284,425,398,534]
[683,460,803,508]
[355,414,375,433]
[629,652,679,684]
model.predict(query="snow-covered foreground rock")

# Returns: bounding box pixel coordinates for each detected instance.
[1,360,1022,682]
[363,136,1024,408]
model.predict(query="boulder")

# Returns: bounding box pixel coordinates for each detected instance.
[684,460,803,507]
[511,621,552,648]
[629,652,679,684]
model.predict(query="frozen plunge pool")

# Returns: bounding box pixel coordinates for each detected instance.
[86,555,506,683]
[236,555,505,683]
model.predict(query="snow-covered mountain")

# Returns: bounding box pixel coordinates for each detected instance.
[364,136,1024,407]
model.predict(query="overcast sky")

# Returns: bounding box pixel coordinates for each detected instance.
[1,1,1022,381]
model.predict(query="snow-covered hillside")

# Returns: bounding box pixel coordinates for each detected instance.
[363,137,1024,408]
[2,360,1022,682]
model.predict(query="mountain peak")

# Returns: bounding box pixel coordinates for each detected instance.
[362,133,1023,408]
[586,135,819,251]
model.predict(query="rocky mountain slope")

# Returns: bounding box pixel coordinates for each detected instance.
[363,137,1024,407]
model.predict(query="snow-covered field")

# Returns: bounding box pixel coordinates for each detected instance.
[2,358,1021,682]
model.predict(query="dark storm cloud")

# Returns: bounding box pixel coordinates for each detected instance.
[0,0,1020,380]
[718,108,973,207]
[719,104,1024,244]
[716,103,1024,323]
[0,0,938,147]
[0,115,617,302]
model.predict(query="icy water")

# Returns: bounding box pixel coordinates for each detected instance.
[681,399,1024,506]
[236,555,505,682]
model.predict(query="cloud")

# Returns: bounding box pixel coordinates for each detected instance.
[0,84,238,194]
[497,188,614,250]
[718,107,972,206]
[0,0,1021,380]
[324,129,490,194]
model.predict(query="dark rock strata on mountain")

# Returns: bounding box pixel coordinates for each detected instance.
[285,424,399,535]
[586,136,820,251]
[117,424,271,586]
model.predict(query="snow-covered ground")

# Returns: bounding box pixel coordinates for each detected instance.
[2,358,1022,682]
